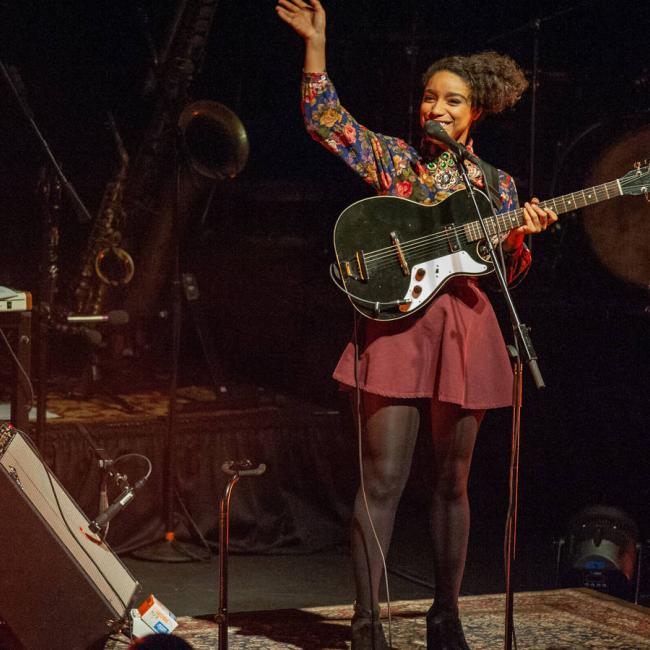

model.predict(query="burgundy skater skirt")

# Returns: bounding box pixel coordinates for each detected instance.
[333,277,514,409]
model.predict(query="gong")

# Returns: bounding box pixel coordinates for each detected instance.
[582,123,650,288]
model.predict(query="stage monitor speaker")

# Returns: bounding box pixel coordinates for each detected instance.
[0,424,139,650]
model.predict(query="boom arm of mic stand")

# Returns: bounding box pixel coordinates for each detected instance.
[0,62,92,224]
[455,156,545,389]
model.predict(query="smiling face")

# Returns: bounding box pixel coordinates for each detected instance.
[419,70,482,147]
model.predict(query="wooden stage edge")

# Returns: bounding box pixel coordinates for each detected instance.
[28,385,343,441]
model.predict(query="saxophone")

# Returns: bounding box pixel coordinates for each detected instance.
[121,0,247,327]
[73,114,134,315]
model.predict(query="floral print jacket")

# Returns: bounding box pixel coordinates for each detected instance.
[301,71,531,285]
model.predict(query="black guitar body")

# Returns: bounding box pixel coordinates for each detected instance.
[333,190,495,321]
[331,163,646,321]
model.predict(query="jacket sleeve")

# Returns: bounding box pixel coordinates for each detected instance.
[301,72,418,194]
[497,171,531,287]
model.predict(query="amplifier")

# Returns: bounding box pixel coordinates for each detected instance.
[0,424,139,649]
[0,290,31,311]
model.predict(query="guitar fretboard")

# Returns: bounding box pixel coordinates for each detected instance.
[464,179,622,241]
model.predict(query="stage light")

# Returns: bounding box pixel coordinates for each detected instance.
[562,505,639,598]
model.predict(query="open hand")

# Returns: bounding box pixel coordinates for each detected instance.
[276,0,326,42]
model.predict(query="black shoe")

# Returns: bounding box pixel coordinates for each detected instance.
[351,602,389,650]
[426,607,470,650]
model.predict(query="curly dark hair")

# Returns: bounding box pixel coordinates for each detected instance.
[422,51,528,115]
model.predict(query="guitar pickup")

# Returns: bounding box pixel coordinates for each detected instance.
[355,250,368,281]
[341,252,368,281]
[390,231,410,276]
[444,225,461,252]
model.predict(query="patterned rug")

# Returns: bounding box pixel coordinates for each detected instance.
[43,386,221,423]
[105,588,650,649]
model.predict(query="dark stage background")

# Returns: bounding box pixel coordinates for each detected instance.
[0,0,648,548]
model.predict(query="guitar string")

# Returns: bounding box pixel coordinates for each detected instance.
[362,181,617,264]
[362,213,512,265]
[369,233,470,273]
[360,201,526,261]
[361,181,622,270]
[363,174,640,264]
[346,171,644,277]
[366,208,522,267]
[344,167,648,311]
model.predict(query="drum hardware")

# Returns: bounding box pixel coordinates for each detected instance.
[215,460,267,650]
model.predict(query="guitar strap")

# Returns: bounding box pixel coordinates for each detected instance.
[477,159,503,211]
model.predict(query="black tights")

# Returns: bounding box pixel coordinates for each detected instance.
[351,392,484,614]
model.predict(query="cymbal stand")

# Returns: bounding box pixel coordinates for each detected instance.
[488,3,583,250]
[0,62,94,447]
[35,163,61,447]
[216,460,266,650]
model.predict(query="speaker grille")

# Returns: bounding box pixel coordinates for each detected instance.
[0,427,139,650]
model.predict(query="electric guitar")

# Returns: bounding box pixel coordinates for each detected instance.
[333,163,649,321]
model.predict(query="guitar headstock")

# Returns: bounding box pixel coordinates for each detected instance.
[619,161,650,200]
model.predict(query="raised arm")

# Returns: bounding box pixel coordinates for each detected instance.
[275,0,326,73]
[277,0,421,194]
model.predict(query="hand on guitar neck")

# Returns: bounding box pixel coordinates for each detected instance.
[502,197,558,252]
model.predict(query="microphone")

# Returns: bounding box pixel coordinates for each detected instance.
[88,485,135,534]
[51,320,103,346]
[66,310,129,326]
[423,120,481,166]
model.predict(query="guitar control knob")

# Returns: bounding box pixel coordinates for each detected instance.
[415,268,426,281]
[412,285,422,298]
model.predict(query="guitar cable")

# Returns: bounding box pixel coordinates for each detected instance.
[351,310,394,647]
[329,264,411,315]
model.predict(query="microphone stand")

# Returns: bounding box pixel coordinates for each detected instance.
[130,2,238,563]
[0,62,95,448]
[451,150,545,650]
[130,126,210,563]
[76,422,116,536]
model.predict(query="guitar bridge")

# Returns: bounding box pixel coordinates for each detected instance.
[390,231,410,276]
[341,252,369,281]
[444,225,462,252]
[355,251,368,281]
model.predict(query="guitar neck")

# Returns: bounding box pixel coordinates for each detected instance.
[466,179,623,241]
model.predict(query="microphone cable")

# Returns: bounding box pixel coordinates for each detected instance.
[0,424,136,613]
[352,310,394,647]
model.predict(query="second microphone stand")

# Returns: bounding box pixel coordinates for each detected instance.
[131,128,212,563]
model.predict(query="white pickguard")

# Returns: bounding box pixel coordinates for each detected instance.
[401,250,488,312]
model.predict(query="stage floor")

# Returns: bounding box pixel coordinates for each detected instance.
[103,589,650,649]
[3,382,648,649]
